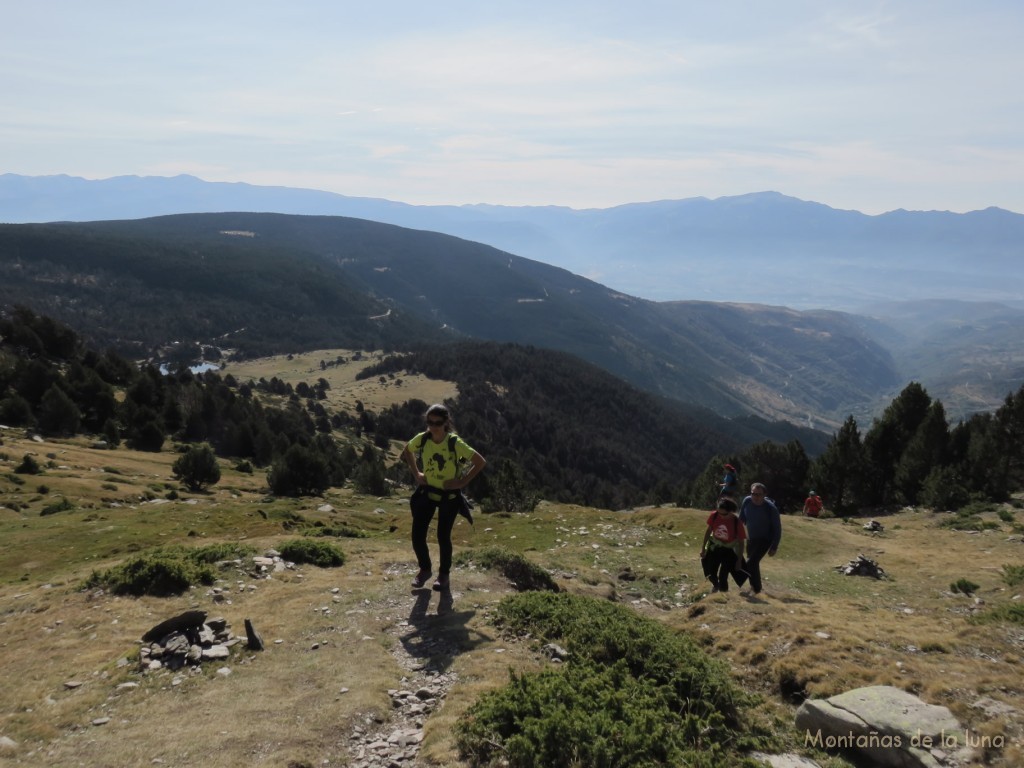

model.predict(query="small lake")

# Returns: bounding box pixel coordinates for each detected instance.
[159,362,221,375]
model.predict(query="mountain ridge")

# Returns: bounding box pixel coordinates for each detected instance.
[3,173,1023,311]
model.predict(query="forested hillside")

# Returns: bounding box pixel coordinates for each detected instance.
[0,213,904,428]
[0,308,760,509]
[2,307,1022,516]
[0,221,443,360]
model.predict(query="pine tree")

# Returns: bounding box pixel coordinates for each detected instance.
[172,443,222,492]
[37,385,81,437]
[490,459,538,514]
[893,400,949,504]
[809,415,865,515]
[862,382,932,505]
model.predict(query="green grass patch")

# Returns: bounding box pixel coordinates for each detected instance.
[277,538,346,567]
[939,507,1001,531]
[455,592,771,767]
[455,546,560,592]
[1001,564,1024,587]
[970,603,1024,626]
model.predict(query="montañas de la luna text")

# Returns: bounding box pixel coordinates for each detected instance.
[804,728,1006,751]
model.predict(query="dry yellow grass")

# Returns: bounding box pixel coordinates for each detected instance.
[224,348,459,415]
[3,388,1024,766]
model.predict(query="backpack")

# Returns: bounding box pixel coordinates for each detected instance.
[711,511,740,543]
[806,495,822,516]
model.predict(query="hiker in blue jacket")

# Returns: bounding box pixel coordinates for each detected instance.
[401,403,486,593]
[739,482,782,595]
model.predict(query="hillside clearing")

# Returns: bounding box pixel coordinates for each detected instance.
[1,426,1022,767]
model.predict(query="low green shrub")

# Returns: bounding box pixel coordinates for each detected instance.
[84,543,255,596]
[185,542,257,564]
[454,546,559,592]
[455,592,769,767]
[302,523,368,539]
[278,538,345,567]
[950,578,980,594]
[15,455,41,475]
[86,553,213,596]
[40,497,74,516]
[997,509,1015,523]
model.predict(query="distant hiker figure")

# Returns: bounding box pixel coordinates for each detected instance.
[803,490,823,518]
[739,482,782,595]
[401,404,486,593]
[719,463,739,498]
[700,497,747,593]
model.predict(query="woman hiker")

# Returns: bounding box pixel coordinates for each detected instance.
[700,496,747,593]
[401,403,486,592]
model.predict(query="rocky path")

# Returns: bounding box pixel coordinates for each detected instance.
[343,566,474,768]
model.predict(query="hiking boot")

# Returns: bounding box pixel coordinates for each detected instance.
[432,576,450,592]
[411,570,432,589]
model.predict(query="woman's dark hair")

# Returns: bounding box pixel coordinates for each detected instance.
[717,498,738,512]
[426,403,455,433]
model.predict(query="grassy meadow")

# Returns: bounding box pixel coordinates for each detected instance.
[1,351,1022,767]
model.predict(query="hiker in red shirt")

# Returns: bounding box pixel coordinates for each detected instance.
[803,490,823,518]
[700,497,747,593]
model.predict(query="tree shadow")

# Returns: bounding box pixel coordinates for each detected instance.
[400,588,491,674]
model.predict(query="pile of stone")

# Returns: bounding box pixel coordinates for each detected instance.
[138,610,262,672]
[836,554,886,579]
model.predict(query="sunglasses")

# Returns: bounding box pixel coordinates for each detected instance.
[751,492,764,497]
[427,418,447,427]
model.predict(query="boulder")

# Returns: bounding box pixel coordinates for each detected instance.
[141,610,207,643]
[796,685,973,767]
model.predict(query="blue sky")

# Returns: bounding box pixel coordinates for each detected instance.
[2,1,1022,214]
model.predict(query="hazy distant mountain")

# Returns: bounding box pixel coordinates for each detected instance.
[3,173,1022,311]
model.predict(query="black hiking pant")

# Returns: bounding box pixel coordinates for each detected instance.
[703,545,738,591]
[410,489,460,577]
[745,538,773,593]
